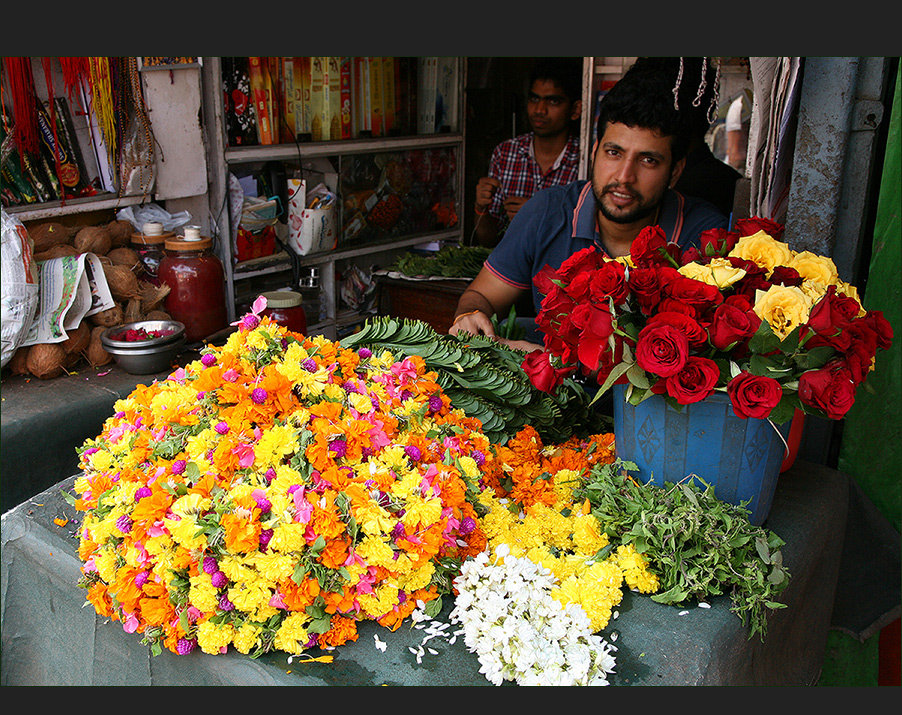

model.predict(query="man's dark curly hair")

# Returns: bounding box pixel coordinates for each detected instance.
[530,57,583,104]
[596,59,698,163]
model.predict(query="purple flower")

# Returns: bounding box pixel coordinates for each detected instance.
[264,467,276,483]
[259,528,274,548]
[251,387,268,404]
[215,421,230,435]
[218,594,235,612]
[135,486,152,501]
[134,571,150,587]
[211,571,228,589]
[242,314,260,331]
[203,556,218,574]
[405,445,422,462]
[254,494,272,514]
[115,411,126,419]
[358,348,372,359]
[471,449,486,467]
[330,439,347,458]
[201,353,217,367]
[171,459,187,475]
[115,515,133,534]
[302,357,318,372]
[428,395,443,412]
[391,522,406,540]
[176,638,197,655]
[459,516,477,535]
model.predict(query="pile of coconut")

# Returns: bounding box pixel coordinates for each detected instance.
[8,218,173,380]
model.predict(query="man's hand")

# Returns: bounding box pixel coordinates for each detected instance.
[475,177,501,214]
[448,309,496,338]
[502,195,529,221]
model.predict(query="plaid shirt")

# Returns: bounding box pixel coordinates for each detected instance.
[487,132,581,227]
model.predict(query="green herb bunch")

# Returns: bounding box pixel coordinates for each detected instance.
[574,459,791,640]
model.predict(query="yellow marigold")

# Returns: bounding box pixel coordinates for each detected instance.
[273,612,311,654]
[93,548,119,584]
[268,522,308,553]
[399,561,434,592]
[227,580,279,621]
[571,513,609,555]
[89,449,114,473]
[356,534,396,569]
[355,500,396,537]
[348,391,374,414]
[189,573,220,613]
[357,583,400,618]
[251,551,297,583]
[401,494,443,530]
[614,544,660,594]
[197,619,236,655]
[253,424,299,470]
[232,621,264,655]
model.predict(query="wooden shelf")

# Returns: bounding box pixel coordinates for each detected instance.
[6,193,147,223]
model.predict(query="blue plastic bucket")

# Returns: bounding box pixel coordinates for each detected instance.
[612,385,791,525]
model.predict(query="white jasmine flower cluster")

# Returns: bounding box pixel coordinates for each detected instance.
[450,545,617,686]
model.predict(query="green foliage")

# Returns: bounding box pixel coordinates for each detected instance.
[341,316,611,444]
[389,245,492,279]
[574,459,791,640]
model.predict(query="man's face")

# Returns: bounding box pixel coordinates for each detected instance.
[526,79,581,139]
[591,121,684,225]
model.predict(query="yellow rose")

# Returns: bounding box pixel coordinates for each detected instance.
[753,284,814,340]
[678,258,747,289]
[728,231,793,272]
[789,250,839,286]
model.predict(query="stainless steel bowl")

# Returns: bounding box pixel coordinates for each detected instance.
[101,320,185,350]
[101,335,187,375]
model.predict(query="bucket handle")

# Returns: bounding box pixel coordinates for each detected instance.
[768,419,791,459]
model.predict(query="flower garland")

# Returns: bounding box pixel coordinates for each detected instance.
[450,545,618,686]
[73,310,490,658]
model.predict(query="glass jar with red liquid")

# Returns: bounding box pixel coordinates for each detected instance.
[131,221,172,285]
[260,291,307,335]
[158,226,227,343]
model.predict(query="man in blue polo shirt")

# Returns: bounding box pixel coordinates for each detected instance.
[450,61,728,350]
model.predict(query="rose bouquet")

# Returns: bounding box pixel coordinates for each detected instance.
[524,218,893,424]
[73,300,490,658]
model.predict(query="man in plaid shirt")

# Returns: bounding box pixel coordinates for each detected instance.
[473,58,582,247]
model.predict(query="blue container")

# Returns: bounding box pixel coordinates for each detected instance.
[612,385,791,525]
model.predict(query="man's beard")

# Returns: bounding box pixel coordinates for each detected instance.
[592,179,665,225]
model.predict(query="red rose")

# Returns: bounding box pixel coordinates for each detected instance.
[726,371,783,419]
[630,225,672,267]
[522,350,574,393]
[798,361,857,419]
[698,227,740,257]
[665,356,721,405]
[571,302,615,371]
[556,246,604,282]
[735,216,785,240]
[588,260,630,305]
[663,275,724,310]
[863,309,894,351]
[635,323,689,378]
[708,302,762,351]
[769,265,803,287]
[533,264,560,296]
[647,310,708,347]
[628,266,679,315]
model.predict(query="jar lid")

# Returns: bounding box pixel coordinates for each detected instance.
[165,235,213,251]
[262,291,303,309]
[132,225,173,245]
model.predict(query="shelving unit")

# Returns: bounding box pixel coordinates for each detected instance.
[200,57,467,340]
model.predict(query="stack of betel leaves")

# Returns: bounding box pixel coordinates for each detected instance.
[388,245,492,279]
[340,316,610,445]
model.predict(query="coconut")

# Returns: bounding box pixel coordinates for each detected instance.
[107,219,134,247]
[102,263,141,301]
[124,297,143,323]
[34,244,80,261]
[85,326,113,367]
[29,221,71,253]
[138,281,171,312]
[89,303,124,328]
[8,346,32,375]
[62,321,91,354]
[73,225,112,256]
[26,342,68,379]
[107,246,141,271]
[144,310,171,321]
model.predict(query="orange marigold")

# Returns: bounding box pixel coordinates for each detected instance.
[317,615,359,649]
[222,512,261,553]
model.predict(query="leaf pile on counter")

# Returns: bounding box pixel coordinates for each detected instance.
[341,316,610,445]
[575,459,791,640]
[388,244,491,279]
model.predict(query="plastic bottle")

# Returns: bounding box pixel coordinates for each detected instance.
[158,226,227,343]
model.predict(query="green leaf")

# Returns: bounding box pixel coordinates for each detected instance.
[748,321,782,355]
